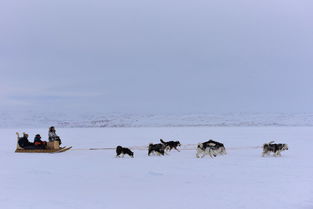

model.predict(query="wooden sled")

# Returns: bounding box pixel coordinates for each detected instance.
[15,139,72,153]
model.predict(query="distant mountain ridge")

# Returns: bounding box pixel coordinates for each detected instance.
[1,112,313,128]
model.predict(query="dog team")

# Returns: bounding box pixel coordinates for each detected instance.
[116,139,288,158]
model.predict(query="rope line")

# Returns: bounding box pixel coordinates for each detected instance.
[70,144,262,151]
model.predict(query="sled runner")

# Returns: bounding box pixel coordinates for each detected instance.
[15,140,72,153]
[15,146,72,153]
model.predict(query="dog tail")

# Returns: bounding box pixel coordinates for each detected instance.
[160,139,166,144]
[268,140,275,144]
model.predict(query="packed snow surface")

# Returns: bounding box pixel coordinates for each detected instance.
[1,127,313,209]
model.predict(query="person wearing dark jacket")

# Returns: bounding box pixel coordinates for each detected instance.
[34,134,47,149]
[18,133,35,149]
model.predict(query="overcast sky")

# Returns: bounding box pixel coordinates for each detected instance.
[0,0,313,114]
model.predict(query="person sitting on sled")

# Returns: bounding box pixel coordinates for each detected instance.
[48,126,62,145]
[17,132,35,149]
[34,134,47,149]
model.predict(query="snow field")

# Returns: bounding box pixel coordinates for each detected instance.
[0,127,313,209]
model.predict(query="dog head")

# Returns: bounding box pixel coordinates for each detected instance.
[281,144,288,151]
[197,143,204,150]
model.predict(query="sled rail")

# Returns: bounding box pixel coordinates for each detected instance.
[15,140,72,153]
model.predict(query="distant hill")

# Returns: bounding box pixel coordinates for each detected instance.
[1,112,313,128]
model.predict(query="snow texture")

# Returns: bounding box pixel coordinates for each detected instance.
[1,112,313,128]
[1,127,313,209]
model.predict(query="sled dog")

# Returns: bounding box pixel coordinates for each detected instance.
[196,140,226,158]
[148,143,166,156]
[262,141,288,157]
[116,146,134,158]
[160,139,181,152]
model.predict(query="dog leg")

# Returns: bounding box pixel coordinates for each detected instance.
[213,149,218,157]
[159,151,165,156]
[202,150,207,158]
[202,149,209,157]
[212,148,218,157]
[208,149,213,158]
[196,150,204,158]
[209,151,213,158]
[209,149,217,158]
[275,151,282,157]
[196,149,199,158]
[201,150,208,158]
[272,151,276,157]
[262,150,269,157]
[196,148,203,158]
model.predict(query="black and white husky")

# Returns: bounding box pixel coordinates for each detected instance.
[116,146,134,158]
[160,139,181,152]
[262,141,288,157]
[196,140,226,158]
[148,143,166,156]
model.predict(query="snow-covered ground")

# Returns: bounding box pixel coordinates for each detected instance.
[1,127,313,209]
[1,112,313,128]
